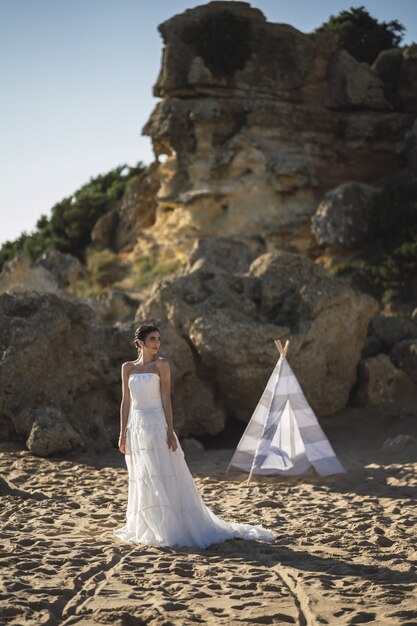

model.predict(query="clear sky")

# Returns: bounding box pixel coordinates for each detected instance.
[1,0,416,246]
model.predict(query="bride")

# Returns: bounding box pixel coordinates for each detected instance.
[113,324,277,549]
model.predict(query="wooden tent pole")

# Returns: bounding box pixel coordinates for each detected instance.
[247,466,255,485]
[274,338,290,358]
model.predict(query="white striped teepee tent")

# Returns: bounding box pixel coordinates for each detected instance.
[227,340,346,483]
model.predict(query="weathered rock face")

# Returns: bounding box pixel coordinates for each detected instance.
[0,251,84,296]
[91,209,119,250]
[83,289,139,325]
[325,49,390,111]
[89,163,159,255]
[311,182,380,248]
[23,406,84,457]
[188,236,256,273]
[38,249,85,288]
[352,314,417,406]
[371,314,417,349]
[0,252,58,294]
[372,45,417,113]
[0,292,134,455]
[401,118,417,174]
[114,163,159,252]
[391,339,417,384]
[353,354,417,406]
[138,1,414,261]
[137,239,378,426]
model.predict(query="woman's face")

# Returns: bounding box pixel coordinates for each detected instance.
[143,331,161,355]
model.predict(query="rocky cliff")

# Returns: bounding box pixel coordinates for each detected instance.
[137,239,379,427]
[0,292,132,455]
[129,1,415,263]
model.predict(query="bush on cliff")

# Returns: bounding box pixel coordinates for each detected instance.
[0,162,144,271]
[316,6,405,64]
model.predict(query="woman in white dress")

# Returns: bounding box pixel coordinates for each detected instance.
[113,324,277,549]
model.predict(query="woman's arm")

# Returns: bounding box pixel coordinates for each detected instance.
[118,363,131,452]
[159,360,177,451]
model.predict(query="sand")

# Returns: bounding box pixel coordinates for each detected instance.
[0,400,416,626]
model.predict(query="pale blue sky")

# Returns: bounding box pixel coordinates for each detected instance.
[1,0,416,245]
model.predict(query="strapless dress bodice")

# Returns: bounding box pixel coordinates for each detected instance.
[129,372,164,410]
[127,372,166,429]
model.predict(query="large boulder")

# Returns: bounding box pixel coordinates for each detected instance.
[353,354,417,406]
[137,241,378,423]
[371,314,417,350]
[38,249,84,288]
[325,49,390,111]
[24,406,84,457]
[373,45,417,113]
[311,182,380,248]
[0,252,59,294]
[0,250,84,295]
[187,236,256,273]
[0,292,133,454]
[391,339,417,384]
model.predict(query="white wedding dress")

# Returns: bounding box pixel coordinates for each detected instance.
[113,372,277,549]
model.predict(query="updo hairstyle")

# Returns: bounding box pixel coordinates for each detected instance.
[134,324,160,353]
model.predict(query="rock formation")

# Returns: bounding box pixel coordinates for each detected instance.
[0,250,84,296]
[391,339,417,384]
[353,314,417,405]
[311,182,380,248]
[371,314,417,349]
[92,163,159,253]
[372,44,417,113]
[133,1,414,264]
[0,288,228,454]
[0,292,133,454]
[137,239,378,427]
[353,354,417,406]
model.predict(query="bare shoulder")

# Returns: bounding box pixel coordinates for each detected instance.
[156,357,170,374]
[121,361,135,375]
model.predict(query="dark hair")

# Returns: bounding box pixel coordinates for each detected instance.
[134,324,160,351]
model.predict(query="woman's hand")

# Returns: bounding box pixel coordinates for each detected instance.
[118,433,126,454]
[167,429,178,452]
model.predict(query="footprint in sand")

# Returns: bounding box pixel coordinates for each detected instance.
[230,601,263,609]
[159,602,189,611]
[348,611,377,624]
[334,608,354,617]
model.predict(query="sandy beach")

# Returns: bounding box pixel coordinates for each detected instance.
[1,400,416,626]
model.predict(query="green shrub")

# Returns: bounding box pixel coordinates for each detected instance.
[0,162,145,271]
[85,248,129,288]
[316,6,405,64]
[132,256,182,291]
[70,251,183,298]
